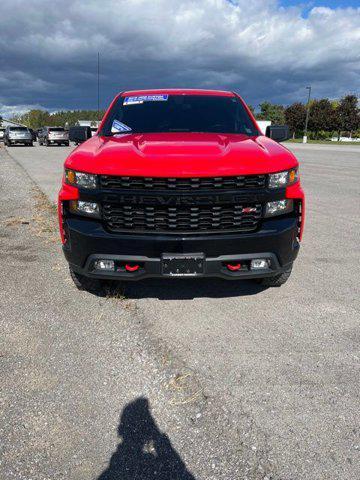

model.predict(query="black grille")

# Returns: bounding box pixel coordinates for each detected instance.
[100,175,266,191]
[102,203,262,233]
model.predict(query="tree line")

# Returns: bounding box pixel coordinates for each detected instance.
[250,94,360,140]
[2,94,359,140]
[3,109,105,130]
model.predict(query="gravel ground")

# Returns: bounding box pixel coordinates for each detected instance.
[1,143,360,479]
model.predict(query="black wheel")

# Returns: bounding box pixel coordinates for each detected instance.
[258,265,293,287]
[65,142,69,146]
[45,139,49,147]
[69,267,105,294]
[29,142,33,146]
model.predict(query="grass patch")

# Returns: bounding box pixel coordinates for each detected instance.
[31,188,59,243]
[285,139,360,145]
[4,217,30,227]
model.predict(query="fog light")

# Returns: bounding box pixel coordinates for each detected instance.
[265,199,293,217]
[94,259,115,271]
[69,200,100,218]
[250,259,270,270]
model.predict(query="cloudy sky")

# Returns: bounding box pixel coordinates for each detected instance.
[0,0,359,117]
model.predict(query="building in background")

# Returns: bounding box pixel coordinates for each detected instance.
[77,120,101,128]
[1,118,24,128]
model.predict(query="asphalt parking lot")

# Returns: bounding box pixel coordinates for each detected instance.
[1,142,359,480]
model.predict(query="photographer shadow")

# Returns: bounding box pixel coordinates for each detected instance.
[98,397,196,480]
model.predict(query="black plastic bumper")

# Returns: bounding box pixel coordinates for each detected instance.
[63,215,299,280]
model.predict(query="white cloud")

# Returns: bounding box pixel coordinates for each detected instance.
[0,103,47,119]
[0,0,359,109]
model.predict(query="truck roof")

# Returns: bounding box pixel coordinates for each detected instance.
[120,89,235,97]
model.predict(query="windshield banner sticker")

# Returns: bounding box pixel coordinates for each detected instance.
[111,120,132,133]
[123,95,169,106]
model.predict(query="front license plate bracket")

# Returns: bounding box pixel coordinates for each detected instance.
[162,253,205,276]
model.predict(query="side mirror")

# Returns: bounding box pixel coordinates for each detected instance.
[265,125,290,143]
[69,126,92,143]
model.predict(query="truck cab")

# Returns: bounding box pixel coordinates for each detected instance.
[58,89,304,293]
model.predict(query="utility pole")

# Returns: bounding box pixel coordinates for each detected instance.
[303,86,312,144]
[97,52,100,123]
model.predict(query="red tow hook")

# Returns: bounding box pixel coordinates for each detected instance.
[226,263,241,271]
[125,264,140,272]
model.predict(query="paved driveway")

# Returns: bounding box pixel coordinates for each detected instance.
[2,142,359,479]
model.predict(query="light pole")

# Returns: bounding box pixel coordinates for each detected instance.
[97,52,100,123]
[303,86,312,144]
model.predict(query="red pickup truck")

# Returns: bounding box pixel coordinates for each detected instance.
[58,89,305,293]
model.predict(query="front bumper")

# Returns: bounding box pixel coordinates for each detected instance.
[63,215,300,280]
[8,138,32,144]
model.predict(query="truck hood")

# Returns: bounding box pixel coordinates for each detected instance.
[65,133,298,177]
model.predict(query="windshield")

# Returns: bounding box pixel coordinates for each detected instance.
[10,127,28,132]
[102,95,258,136]
[49,127,65,132]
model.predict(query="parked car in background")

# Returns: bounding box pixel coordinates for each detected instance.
[68,126,92,145]
[29,128,37,142]
[0,127,5,142]
[91,127,98,136]
[38,126,69,146]
[4,126,33,146]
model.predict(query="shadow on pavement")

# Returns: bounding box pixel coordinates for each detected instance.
[121,278,267,300]
[98,397,196,480]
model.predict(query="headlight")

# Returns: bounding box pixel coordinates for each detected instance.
[268,168,298,189]
[65,169,97,189]
[265,199,293,217]
[69,200,100,218]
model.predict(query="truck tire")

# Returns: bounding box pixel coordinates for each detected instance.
[258,265,292,287]
[69,267,105,295]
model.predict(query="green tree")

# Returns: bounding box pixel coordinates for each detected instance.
[21,110,50,129]
[10,109,106,129]
[337,95,360,137]
[308,99,336,139]
[284,102,306,138]
[257,102,285,124]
